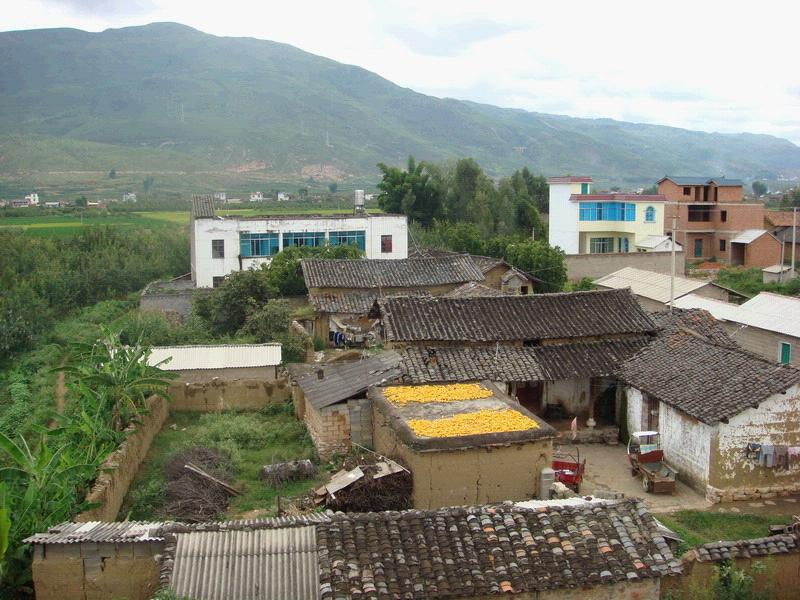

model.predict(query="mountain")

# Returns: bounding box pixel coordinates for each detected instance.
[1,22,799,185]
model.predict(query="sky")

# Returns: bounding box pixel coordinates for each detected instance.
[4,0,800,144]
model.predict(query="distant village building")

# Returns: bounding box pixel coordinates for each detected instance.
[190,195,408,288]
[277,192,290,202]
[213,191,226,202]
[674,291,800,366]
[548,176,668,254]
[659,176,781,267]
[25,192,39,206]
[122,192,137,202]
[593,266,736,312]
[43,200,61,208]
[764,210,800,263]
[249,191,263,202]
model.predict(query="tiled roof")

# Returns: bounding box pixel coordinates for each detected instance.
[309,291,431,314]
[443,282,506,298]
[25,521,164,544]
[294,352,402,409]
[191,194,216,218]
[170,527,318,600]
[302,256,485,289]
[148,343,282,370]
[764,211,797,228]
[651,308,738,348]
[399,339,649,384]
[618,316,800,424]
[316,500,681,599]
[694,534,800,562]
[378,289,657,343]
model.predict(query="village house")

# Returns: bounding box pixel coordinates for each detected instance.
[289,352,401,459]
[28,499,681,600]
[189,195,408,288]
[593,266,737,312]
[674,291,800,366]
[618,309,800,503]
[764,209,799,264]
[548,176,670,254]
[659,176,782,266]
[370,381,556,508]
[302,255,484,343]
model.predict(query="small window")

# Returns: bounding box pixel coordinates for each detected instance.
[211,239,225,258]
[580,182,589,195]
[212,276,225,288]
[719,239,726,252]
[381,235,393,253]
[683,187,691,195]
[644,206,656,223]
[721,210,727,222]
[520,285,530,295]
[780,342,792,365]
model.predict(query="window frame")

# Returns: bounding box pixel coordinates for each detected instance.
[381,234,393,253]
[240,232,279,257]
[211,239,225,259]
[282,231,325,249]
[719,239,726,252]
[329,230,366,251]
[212,276,225,288]
[589,237,614,254]
[721,210,727,223]
[683,187,691,196]
[644,206,656,223]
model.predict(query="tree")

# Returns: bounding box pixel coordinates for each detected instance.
[266,244,362,296]
[142,176,154,194]
[642,185,658,195]
[752,181,767,197]
[74,195,87,207]
[328,182,338,194]
[239,299,293,342]
[504,240,567,293]
[194,266,277,335]
[376,156,443,227]
[298,187,309,199]
[108,169,116,179]
[513,167,548,213]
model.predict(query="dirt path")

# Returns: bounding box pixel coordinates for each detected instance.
[54,369,66,413]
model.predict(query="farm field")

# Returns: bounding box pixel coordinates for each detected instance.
[0,206,382,236]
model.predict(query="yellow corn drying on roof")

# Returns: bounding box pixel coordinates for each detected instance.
[384,383,492,405]
[407,409,539,438]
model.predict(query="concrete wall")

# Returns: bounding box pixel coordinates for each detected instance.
[168,377,289,411]
[31,540,163,600]
[76,396,169,522]
[348,397,373,448]
[193,214,408,287]
[373,405,552,509]
[565,250,685,281]
[664,552,796,600]
[724,322,800,367]
[544,378,590,416]
[548,182,581,254]
[709,386,800,499]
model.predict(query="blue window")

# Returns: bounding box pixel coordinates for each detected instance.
[283,231,325,248]
[240,232,279,257]
[579,202,636,222]
[645,206,656,223]
[329,230,366,251]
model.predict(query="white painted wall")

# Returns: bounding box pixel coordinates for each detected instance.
[545,378,590,415]
[192,214,408,287]
[548,183,580,254]
[625,387,646,433]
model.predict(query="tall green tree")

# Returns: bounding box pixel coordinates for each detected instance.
[752,181,767,197]
[376,156,442,226]
[504,240,567,293]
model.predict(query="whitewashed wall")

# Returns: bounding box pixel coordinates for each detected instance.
[545,378,590,415]
[548,183,580,254]
[625,387,646,433]
[192,214,408,287]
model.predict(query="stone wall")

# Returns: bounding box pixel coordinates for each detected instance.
[76,395,169,522]
[372,404,552,509]
[168,377,289,411]
[565,250,685,281]
[31,540,164,600]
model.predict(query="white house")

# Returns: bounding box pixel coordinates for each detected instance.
[635,235,681,253]
[25,193,39,206]
[122,192,137,203]
[547,176,668,254]
[190,195,408,288]
[277,192,290,202]
[249,191,264,202]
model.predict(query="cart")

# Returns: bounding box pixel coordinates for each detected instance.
[627,431,677,494]
[552,448,586,493]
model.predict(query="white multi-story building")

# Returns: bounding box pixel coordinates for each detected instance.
[547,176,669,254]
[25,193,39,206]
[249,191,264,202]
[190,196,408,288]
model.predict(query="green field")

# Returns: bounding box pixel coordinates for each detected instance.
[0,207,383,236]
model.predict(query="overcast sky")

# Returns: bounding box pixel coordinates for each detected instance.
[5,0,800,144]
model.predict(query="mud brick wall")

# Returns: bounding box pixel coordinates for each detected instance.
[168,377,289,411]
[564,250,686,281]
[76,395,169,522]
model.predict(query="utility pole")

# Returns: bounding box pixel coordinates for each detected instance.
[669,215,677,312]
[792,207,797,278]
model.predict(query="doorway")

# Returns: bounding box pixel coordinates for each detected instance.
[694,238,703,258]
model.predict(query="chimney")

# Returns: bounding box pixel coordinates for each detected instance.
[426,348,438,368]
[317,369,324,380]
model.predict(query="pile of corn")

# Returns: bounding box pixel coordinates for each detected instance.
[407,409,539,438]
[384,383,492,405]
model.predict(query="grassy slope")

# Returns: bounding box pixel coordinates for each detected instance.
[1,23,799,185]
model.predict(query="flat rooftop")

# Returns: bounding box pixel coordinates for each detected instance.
[371,382,555,451]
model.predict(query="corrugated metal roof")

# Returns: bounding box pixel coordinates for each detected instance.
[673,294,741,320]
[635,235,680,249]
[731,229,769,244]
[762,264,793,274]
[148,344,282,371]
[295,352,402,409]
[25,521,164,544]
[593,267,709,303]
[170,527,318,600]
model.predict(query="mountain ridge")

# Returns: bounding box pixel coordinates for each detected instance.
[1,22,798,185]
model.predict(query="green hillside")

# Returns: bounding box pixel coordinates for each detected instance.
[1,22,799,185]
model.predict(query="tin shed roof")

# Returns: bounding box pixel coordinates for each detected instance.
[731,229,770,244]
[148,344,282,371]
[675,292,800,339]
[594,267,711,304]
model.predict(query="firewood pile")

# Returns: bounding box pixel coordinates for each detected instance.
[313,452,412,512]
[162,447,238,522]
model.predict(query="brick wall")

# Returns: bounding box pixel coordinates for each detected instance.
[76,395,169,522]
[743,233,782,268]
[303,398,352,459]
[348,397,373,447]
[31,540,163,600]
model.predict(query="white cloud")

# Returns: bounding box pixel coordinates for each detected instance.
[3,0,800,143]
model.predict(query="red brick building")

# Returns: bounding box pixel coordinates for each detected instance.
[658,176,781,267]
